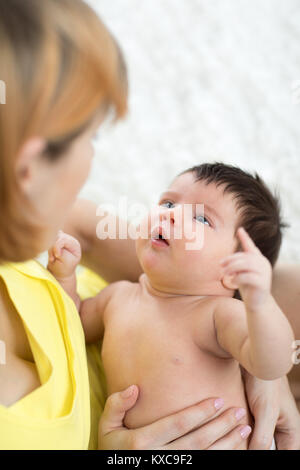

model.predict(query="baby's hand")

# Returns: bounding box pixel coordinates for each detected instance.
[47,230,82,281]
[220,227,272,311]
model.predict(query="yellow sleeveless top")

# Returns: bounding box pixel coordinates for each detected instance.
[0,260,108,450]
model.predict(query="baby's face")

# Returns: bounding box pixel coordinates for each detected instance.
[136,172,241,295]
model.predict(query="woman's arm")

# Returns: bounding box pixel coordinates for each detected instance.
[0,351,40,407]
[243,370,300,450]
[63,199,143,283]
[0,279,41,407]
[272,264,300,410]
[272,264,300,343]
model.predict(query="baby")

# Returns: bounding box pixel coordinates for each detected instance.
[48,163,294,449]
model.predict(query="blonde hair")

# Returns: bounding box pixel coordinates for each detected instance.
[0,0,128,262]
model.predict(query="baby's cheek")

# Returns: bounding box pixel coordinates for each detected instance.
[135,236,143,253]
[135,234,148,260]
[219,242,236,261]
[181,223,205,252]
[174,238,196,267]
[184,246,203,267]
[136,216,150,239]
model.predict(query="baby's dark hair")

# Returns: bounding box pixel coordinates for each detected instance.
[180,163,288,297]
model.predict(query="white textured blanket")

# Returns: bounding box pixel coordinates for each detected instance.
[81,0,300,262]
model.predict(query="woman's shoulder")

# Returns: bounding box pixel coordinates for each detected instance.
[0,259,61,409]
[0,258,54,282]
[0,260,52,357]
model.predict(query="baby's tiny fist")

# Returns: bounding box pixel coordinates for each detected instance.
[47,231,81,280]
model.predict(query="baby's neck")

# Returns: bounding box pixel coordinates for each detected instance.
[139,273,208,299]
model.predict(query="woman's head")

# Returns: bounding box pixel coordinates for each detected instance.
[0,0,128,262]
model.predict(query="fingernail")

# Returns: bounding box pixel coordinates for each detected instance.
[240,425,252,439]
[235,408,246,420]
[121,385,135,398]
[214,398,224,410]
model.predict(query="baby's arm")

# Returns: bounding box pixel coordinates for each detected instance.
[76,284,116,343]
[214,227,294,380]
[214,296,293,380]
[47,231,115,343]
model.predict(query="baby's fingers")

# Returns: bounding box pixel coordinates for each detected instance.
[232,272,260,287]
[221,257,258,276]
[220,252,249,267]
[237,227,260,254]
[48,246,56,264]
[53,231,81,260]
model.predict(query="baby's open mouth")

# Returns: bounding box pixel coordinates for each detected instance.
[151,227,170,247]
[154,233,169,246]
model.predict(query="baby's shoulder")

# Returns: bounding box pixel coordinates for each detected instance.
[105,279,134,295]
[192,296,245,358]
[192,294,242,313]
[104,279,139,305]
[213,296,245,317]
[110,279,135,291]
[102,280,138,323]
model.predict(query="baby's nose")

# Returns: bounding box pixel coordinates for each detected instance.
[159,207,175,225]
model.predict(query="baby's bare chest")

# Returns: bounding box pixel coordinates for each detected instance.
[101,291,247,430]
[101,295,224,393]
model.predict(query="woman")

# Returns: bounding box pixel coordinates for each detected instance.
[0,0,299,450]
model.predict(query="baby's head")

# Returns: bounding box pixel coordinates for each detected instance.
[136,162,286,296]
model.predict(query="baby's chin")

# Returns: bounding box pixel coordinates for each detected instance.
[137,240,220,295]
[141,261,224,296]
[138,249,173,280]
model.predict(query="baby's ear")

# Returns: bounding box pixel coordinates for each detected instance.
[221,273,239,291]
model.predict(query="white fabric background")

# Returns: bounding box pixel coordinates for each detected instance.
[81,0,300,263]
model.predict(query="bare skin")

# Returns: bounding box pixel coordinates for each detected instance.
[1,195,299,448]
[63,198,300,412]
[272,265,300,412]
[0,120,258,450]
[95,277,252,450]
[48,234,253,449]
[0,275,252,449]
[48,175,295,451]
[0,115,103,409]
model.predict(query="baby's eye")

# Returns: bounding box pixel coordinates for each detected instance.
[160,201,175,209]
[195,214,210,226]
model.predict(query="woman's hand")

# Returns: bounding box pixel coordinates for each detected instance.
[98,385,252,450]
[243,369,300,449]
